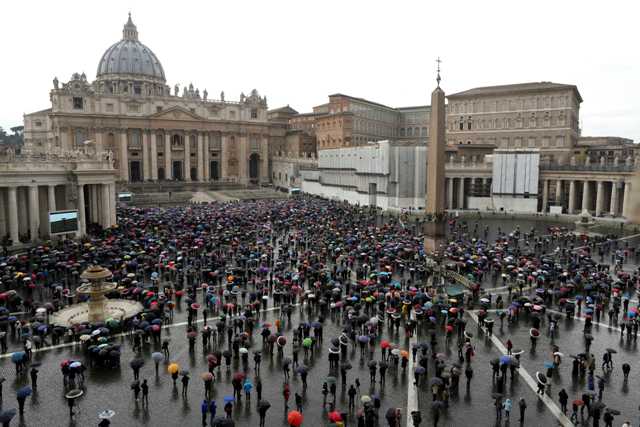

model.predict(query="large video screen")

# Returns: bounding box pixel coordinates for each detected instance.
[49,210,79,235]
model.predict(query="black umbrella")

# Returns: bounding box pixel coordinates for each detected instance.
[605,348,617,354]
[430,378,443,386]
[385,408,398,421]
[129,358,144,369]
[490,358,500,366]
[431,401,444,410]
[368,360,377,368]
[378,361,389,368]
[535,372,547,384]
[212,417,235,427]
[340,362,352,370]
[258,400,271,410]
[605,408,620,415]
[592,401,606,410]
[0,408,16,423]
[491,392,503,399]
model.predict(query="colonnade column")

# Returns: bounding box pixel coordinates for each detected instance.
[541,179,549,213]
[555,180,562,207]
[623,181,632,218]
[447,178,454,209]
[119,130,129,182]
[28,185,39,242]
[164,134,172,180]
[109,183,117,226]
[7,187,19,245]
[581,181,591,213]
[197,132,204,182]
[76,184,86,238]
[150,133,158,181]
[610,181,619,216]
[457,178,465,209]
[101,184,110,228]
[184,134,191,182]
[595,181,604,217]
[142,131,150,181]
[568,180,576,214]
[48,185,56,213]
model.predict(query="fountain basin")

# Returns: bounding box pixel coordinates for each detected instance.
[49,299,143,328]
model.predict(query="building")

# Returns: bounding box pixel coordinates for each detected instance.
[446,82,582,163]
[23,15,281,186]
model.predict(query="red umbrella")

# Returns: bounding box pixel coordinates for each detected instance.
[287,410,303,427]
[328,411,342,422]
[232,372,245,382]
[191,303,201,310]
[380,340,390,349]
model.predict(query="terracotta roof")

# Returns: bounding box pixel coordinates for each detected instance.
[447,82,582,102]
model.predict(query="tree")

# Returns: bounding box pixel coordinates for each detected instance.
[0,126,24,146]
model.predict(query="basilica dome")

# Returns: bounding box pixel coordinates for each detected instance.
[96,14,165,83]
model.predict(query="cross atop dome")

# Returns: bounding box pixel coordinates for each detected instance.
[122,12,138,41]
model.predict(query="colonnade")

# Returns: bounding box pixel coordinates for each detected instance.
[541,178,633,217]
[445,177,492,210]
[0,183,116,246]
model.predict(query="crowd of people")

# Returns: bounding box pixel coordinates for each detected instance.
[0,196,637,426]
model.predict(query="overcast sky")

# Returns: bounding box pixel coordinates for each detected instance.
[1,0,638,141]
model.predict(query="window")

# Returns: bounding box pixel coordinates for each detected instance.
[134,86,141,95]
[156,106,163,113]
[35,120,42,127]
[106,103,114,112]
[467,121,472,130]
[229,111,236,119]
[251,109,258,119]
[73,97,83,109]
[459,122,464,130]
[127,104,140,113]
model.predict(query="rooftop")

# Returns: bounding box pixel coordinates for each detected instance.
[447,82,582,102]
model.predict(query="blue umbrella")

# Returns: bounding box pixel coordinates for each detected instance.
[543,361,554,369]
[357,335,370,343]
[223,396,234,403]
[16,386,32,398]
[10,352,25,363]
[499,355,512,365]
[414,366,425,375]
[0,408,16,423]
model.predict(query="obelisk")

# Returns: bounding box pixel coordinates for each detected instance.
[424,59,446,244]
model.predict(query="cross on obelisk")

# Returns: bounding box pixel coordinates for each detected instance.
[436,57,442,87]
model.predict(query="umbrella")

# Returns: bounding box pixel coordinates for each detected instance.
[98,409,116,419]
[151,352,163,363]
[69,361,82,369]
[168,363,179,374]
[296,366,308,374]
[0,409,17,423]
[368,360,377,368]
[415,367,425,375]
[223,396,235,403]
[10,352,25,363]
[130,358,144,369]
[258,400,271,410]
[239,347,248,354]
[287,410,303,427]
[499,355,512,365]
[430,378,443,386]
[535,372,547,384]
[361,395,372,403]
[212,417,235,427]
[572,399,584,407]
[491,392,503,399]
[326,376,337,384]
[65,389,83,399]
[201,372,214,381]
[605,408,621,415]
[605,348,617,354]
[340,362,352,370]
[16,386,32,398]
[180,369,190,376]
[431,401,445,410]
[328,411,342,422]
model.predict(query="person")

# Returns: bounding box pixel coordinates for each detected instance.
[99,419,111,427]
[603,410,614,427]
[162,340,170,358]
[141,379,149,406]
[131,380,141,401]
[558,388,568,413]
[224,401,233,418]
[348,385,357,411]
[295,392,303,412]
[209,400,217,426]
[30,367,38,389]
[322,382,329,408]
[243,378,253,400]
[518,397,527,423]
[283,383,290,410]
[410,411,421,427]
[503,398,512,420]
[17,394,26,416]
[201,400,208,426]
[256,378,263,400]
[622,363,631,379]
[495,397,502,422]
[465,365,473,388]
[258,401,269,427]
[182,374,190,397]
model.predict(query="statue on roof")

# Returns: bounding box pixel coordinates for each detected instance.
[203,89,208,100]
[53,77,59,90]
[220,91,225,101]
[174,84,179,96]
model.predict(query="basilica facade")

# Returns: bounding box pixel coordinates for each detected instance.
[23,15,281,186]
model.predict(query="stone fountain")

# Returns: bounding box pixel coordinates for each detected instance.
[50,265,143,327]
[575,210,597,233]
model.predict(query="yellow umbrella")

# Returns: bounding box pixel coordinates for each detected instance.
[168,363,179,374]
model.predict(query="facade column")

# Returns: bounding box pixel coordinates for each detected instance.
[76,184,86,238]
[581,181,591,213]
[610,181,619,216]
[623,181,632,218]
[447,178,454,209]
[568,180,576,214]
[457,177,465,209]
[95,130,104,153]
[48,184,56,213]
[555,180,562,207]
[541,179,549,213]
[184,134,191,181]
[109,183,117,226]
[119,130,129,181]
[28,185,40,242]
[595,181,604,217]
[165,133,172,180]
[101,184,110,228]
[239,135,248,185]
[197,132,204,182]
[142,131,150,181]
[7,187,19,245]
[150,132,158,181]
[220,134,228,180]
[204,134,210,181]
